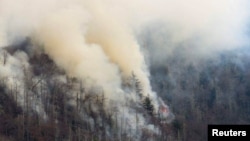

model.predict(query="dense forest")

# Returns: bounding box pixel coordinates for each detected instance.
[150,49,250,141]
[0,40,174,141]
[140,26,250,140]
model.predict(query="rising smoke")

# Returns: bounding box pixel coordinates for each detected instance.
[0,0,249,138]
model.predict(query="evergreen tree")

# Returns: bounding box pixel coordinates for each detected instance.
[143,96,154,116]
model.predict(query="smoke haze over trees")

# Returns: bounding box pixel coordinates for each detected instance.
[1,0,250,140]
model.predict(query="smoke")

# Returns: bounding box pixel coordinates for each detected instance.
[0,0,164,136]
[132,0,250,65]
[0,0,250,136]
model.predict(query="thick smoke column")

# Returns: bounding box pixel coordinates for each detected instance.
[0,0,160,107]
[34,6,124,103]
[33,0,158,107]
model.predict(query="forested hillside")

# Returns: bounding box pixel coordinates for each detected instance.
[150,49,250,141]
[0,40,174,141]
[1,0,250,141]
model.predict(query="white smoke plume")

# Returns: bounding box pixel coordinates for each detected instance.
[0,0,164,135]
[0,0,250,137]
